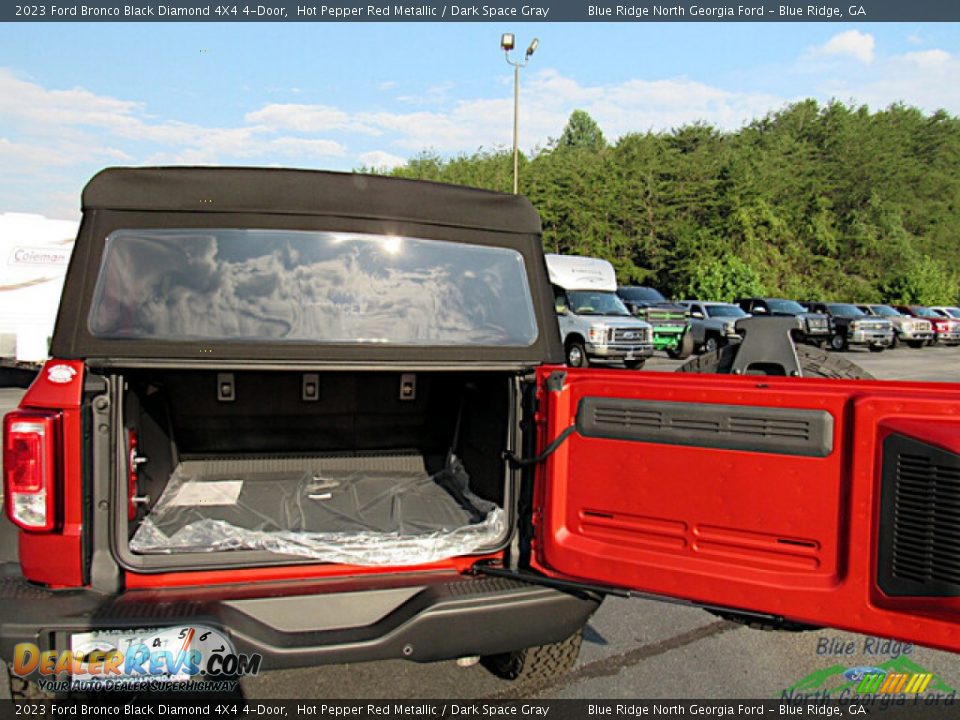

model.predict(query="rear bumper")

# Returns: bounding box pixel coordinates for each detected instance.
[0,566,599,671]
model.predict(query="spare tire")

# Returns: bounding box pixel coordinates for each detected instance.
[677,343,874,380]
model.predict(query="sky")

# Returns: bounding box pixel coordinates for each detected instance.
[1,21,959,219]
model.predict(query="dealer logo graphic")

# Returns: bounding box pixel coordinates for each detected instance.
[854,670,934,694]
[12,624,262,691]
[782,656,955,701]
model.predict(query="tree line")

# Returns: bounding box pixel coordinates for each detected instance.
[376,102,960,305]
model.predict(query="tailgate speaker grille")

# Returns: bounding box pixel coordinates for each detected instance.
[878,434,960,597]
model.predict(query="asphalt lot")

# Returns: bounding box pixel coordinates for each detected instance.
[2,345,960,700]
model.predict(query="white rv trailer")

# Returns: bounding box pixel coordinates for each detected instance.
[544,254,654,368]
[0,213,78,366]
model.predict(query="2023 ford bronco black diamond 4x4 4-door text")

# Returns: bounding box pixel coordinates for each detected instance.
[2,167,959,696]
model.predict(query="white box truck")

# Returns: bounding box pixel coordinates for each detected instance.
[545,254,653,368]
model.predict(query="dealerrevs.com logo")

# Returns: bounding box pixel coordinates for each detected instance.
[12,625,262,692]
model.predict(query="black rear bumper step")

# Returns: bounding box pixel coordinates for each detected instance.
[0,566,598,669]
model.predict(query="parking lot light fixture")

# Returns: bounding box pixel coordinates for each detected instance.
[502,34,539,195]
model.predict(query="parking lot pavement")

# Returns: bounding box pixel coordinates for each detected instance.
[3,350,960,700]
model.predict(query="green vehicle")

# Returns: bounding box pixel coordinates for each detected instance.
[616,286,694,359]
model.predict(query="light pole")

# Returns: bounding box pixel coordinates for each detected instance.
[501,33,538,195]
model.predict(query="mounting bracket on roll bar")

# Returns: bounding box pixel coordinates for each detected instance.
[729,316,804,377]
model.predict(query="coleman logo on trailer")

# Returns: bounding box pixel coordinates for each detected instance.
[9,247,71,267]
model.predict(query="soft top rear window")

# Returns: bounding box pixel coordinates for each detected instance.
[88,228,539,347]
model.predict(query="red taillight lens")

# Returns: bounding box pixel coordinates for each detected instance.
[3,411,59,532]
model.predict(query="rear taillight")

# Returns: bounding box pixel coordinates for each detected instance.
[3,411,59,532]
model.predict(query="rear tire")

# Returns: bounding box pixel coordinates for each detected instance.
[701,335,720,354]
[565,340,589,368]
[677,343,874,380]
[889,333,899,349]
[907,340,926,349]
[481,628,583,683]
[868,345,885,353]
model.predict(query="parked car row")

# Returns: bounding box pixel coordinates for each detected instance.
[545,255,960,367]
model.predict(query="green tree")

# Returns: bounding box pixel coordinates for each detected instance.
[377,99,960,304]
[883,255,958,306]
[557,110,606,151]
[680,255,765,302]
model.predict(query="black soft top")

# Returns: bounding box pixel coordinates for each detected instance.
[53,166,561,366]
[81,167,541,234]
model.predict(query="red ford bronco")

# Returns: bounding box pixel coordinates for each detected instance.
[2,168,958,696]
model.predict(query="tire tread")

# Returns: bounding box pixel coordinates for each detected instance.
[481,629,583,682]
[677,343,873,380]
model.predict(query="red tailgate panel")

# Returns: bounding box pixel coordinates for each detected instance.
[534,366,960,652]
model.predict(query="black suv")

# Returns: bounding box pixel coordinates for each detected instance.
[735,297,832,346]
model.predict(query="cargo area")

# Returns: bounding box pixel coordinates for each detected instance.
[115,370,517,568]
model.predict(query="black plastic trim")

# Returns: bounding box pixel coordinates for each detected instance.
[878,433,960,597]
[576,397,834,458]
[0,567,598,668]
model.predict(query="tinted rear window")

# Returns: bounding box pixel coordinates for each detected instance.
[88,228,538,347]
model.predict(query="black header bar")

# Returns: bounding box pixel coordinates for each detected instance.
[4,0,960,22]
[1,699,958,718]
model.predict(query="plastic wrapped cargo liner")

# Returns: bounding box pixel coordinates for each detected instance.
[129,458,503,565]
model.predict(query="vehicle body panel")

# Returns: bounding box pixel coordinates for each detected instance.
[533,365,960,653]
[13,359,85,587]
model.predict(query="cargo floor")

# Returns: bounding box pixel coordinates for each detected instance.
[129,454,504,565]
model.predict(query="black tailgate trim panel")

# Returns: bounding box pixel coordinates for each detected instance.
[575,397,833,457]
